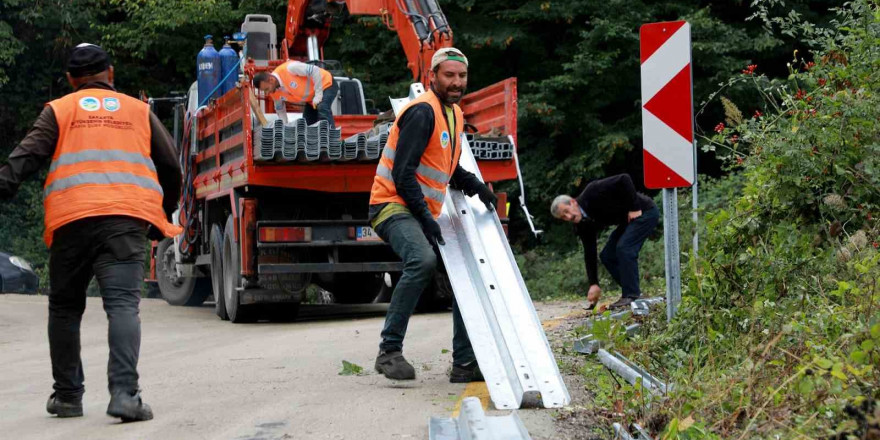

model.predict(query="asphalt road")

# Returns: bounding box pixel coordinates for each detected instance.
[0,294,572,440]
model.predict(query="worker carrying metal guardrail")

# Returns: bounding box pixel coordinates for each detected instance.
[252,60,339,128]
[368,48,497,382]
[550,174,659,311]
[0,43,183,422]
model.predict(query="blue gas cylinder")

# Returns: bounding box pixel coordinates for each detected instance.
[197,35,220,105]
[218,37,239,96]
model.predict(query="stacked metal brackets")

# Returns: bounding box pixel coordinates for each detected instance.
[429,397,531,440]
[437,136,571,410]
[252,118,380,162]
[471,139,514,160]
[343,133,366,161]
[254,117,282,160]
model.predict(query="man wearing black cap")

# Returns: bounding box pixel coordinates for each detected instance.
[0,43,182,422]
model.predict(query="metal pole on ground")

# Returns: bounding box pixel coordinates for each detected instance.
[663,188,681,321]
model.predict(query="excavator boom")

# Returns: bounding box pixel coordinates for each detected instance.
[285,0,452,86]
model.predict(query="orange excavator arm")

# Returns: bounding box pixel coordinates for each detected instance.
[284,0,452,86]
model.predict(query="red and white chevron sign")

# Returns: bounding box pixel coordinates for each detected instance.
[640,21,695,189]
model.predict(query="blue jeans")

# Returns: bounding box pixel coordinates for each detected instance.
[374,213,475,366]
[599,207,660,298]
[303,79,338,129]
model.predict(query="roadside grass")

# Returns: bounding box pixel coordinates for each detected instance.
[543,2,880,437]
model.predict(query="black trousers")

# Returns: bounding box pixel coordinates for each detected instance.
[48,216,147,401]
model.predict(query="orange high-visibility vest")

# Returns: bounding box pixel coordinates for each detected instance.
[268,61,333,104]
[43,88,183,247]
[369,90,464,218]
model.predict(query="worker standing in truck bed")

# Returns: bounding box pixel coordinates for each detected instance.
[368,48,497,382]
[252,60,338,128]
[0,43,182,422]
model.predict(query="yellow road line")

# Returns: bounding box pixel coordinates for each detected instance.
[451,381,491,417]
[450,310,582,415]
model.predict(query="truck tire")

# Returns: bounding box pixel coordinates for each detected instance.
[222,215,255,323]
[156,238,211,306]
[210,225,228,320]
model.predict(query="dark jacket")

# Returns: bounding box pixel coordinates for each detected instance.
[0,81,181,220]
[368,98,483,221]
[574,174,656,285]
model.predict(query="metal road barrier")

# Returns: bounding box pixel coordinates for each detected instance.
[613,423,638,440]
[575,297,666,352]
[573,323,642,355]
[437,137,570,410]
[612,422,654,440]
[429,397,532,440]
[597,349,669,395]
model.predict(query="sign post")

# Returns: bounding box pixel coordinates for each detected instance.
[640,21,695,321]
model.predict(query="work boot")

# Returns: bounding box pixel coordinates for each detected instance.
[46,393,83,418]
[375,350,416,380]
[608,297,637,310]
[449,361,484,383]
[107,390,153,422]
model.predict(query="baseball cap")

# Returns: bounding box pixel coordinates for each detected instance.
[431,47,468,71]
[67,43,110,78]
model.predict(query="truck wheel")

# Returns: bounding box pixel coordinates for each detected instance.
[156,238,211,306]
[223,215,255,323]
[210,225,228,320]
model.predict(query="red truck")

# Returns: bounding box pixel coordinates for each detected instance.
[150,0,522,322]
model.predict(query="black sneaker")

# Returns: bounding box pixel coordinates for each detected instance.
[375,351,416,380]
[46,393,83,418]
[608,297,637,310]
[450,361,484,383]
[107,390,153,422]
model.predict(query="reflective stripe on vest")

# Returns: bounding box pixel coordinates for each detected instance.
[380,147,451,186]
[375,163,446,204]
[48,149,157,174]
[368,90,464,218]
[44,172,164,198]
[43,88,182,247]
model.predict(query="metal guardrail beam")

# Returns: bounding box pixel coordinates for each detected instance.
[632,423,654,440]
[573,323,642,354]
[597,350,668,395]
[437,137,570,410]
[613,423,638,440]
[429,397,532,440]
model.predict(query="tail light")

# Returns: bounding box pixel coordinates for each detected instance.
[258,226,312,243]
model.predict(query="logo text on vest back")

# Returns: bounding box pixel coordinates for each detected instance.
[79,97,100,112]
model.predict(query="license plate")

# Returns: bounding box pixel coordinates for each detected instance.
[356,226,382,242]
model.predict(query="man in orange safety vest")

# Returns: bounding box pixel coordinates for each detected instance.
[0,43,182,422]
